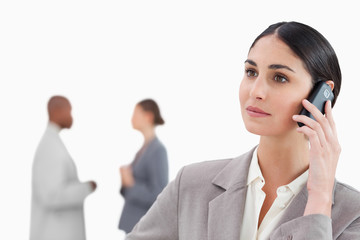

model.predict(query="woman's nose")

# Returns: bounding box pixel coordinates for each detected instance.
[249,77,266,100]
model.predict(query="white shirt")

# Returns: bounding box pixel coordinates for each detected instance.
[239,147,308,240]
[30,122,94,240]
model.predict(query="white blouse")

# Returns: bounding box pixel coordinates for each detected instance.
[239,147,308,240]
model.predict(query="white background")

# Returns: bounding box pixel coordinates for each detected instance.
[1,1,359,239]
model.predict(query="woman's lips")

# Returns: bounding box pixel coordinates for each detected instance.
[246,106,271,117]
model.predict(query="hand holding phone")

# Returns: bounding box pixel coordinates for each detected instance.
[297,81,334,127]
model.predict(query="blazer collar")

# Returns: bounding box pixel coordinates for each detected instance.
[211,146,256,190]
[208,146,256,240]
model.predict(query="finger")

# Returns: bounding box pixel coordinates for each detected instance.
[302,99,326,123]
[324,100,338,138]
[302,99,334,142]
[296,125,322,153]
[293,114,327,148]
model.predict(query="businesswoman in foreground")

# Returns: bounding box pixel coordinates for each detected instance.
[119,99,168,234]
[126,22,360,239]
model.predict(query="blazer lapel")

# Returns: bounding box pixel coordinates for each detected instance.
[208,147,256,240]
[208,184,247,240]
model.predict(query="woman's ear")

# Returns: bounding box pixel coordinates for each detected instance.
[326,80,335,91]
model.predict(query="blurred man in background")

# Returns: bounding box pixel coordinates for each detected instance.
[30,95,97,240]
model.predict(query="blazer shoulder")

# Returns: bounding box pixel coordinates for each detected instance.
[334,180,360,205]
[34,130,67,163]
[331,180,360,235]
[183,158,232,175]
[178,147,256,191]
[178,158,233,190]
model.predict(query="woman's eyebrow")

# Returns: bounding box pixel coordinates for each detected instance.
[245,60,295,73]
[269,64,295,72]
[244,59,257,66]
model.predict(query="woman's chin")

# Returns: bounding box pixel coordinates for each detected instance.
[244,123,280,136]
[244,124,266,135]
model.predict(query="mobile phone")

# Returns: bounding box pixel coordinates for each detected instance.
[297,81,334,127]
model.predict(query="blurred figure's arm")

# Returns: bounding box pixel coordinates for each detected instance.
[121,147,168,208]
[120,165,135,188]
[33,153,94,210]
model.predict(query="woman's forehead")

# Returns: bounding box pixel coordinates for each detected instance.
[247,35,305,72]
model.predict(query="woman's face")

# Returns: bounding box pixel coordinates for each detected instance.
[239,35,313,137]
[131,104,152,131]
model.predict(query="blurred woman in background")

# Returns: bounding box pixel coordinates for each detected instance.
[118,99,168,234]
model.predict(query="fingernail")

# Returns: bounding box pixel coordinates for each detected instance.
[292,115,298,120]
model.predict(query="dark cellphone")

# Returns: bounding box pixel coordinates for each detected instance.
[297,81,334,127]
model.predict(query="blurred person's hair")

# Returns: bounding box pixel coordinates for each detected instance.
[138,99,165,126]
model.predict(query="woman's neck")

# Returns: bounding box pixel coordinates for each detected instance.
[257,130,309,186]
[141,126,156,144]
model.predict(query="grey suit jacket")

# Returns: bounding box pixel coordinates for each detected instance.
[126,147,360,239]
[119,137,169,233]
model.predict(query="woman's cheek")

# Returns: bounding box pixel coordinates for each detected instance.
[239,81,249,105]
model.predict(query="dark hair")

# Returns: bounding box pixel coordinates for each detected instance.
[138,99,165,126]
[250,21,341,106]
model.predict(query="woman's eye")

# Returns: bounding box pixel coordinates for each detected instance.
[246,69,258,77]
[274,74,288,83]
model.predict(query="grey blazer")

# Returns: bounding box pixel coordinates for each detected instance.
[126,147,360,239]
[119,137,168,233]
